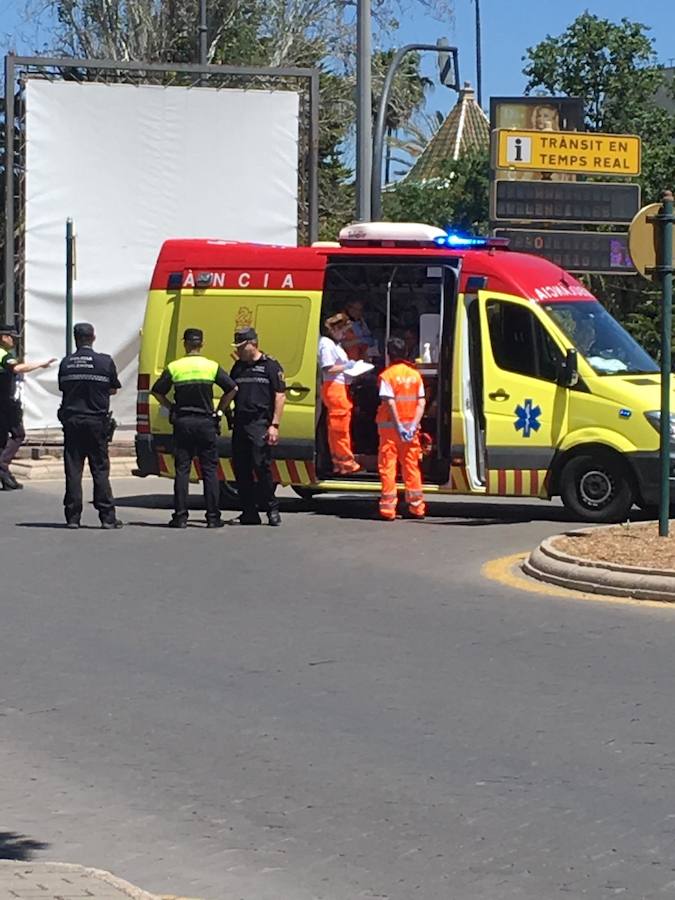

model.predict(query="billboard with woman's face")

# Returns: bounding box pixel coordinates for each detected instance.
[491,96,584,181]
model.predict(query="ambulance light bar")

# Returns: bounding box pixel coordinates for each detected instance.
[338,222,509,250]
[433,233,510,249]
[339,222,446,247]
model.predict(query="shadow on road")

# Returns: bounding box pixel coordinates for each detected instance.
[307,498,575,524]
[0,831,49,861]
[115,493,175,510]
[110,491,656,527]
[15,523,98,530]
[114,494,317,514]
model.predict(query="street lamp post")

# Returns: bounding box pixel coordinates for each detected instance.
[199,0,208,66]
[474,0,483,108]
[356,0,373,221]
[371,43,459,219]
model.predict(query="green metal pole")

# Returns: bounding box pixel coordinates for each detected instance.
[66,218,73,356]
[659,190,673,537]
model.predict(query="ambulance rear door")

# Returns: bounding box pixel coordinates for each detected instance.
[170,280,320,463]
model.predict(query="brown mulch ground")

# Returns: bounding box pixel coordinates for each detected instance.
[554,522,675,571]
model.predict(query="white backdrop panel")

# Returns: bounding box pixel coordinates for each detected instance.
[24,80,299,429]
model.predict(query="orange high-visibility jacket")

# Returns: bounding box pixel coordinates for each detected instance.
[376,362,424,428]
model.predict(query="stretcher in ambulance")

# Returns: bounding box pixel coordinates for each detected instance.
[135,222,673,522]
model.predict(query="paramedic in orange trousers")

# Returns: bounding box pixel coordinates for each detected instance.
[318,313,360,475]
[377,337,427,520]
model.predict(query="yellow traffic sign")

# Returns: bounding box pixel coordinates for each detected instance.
[495,129,641,176]
[629,202,675,281]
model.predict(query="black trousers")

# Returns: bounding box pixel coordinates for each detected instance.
[173,415,220,523]
[0,400,25,474]
[232,419,278,519]
[63,415,116,524]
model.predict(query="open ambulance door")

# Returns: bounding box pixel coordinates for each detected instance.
[319,258,459,483]
[466,290,569,497]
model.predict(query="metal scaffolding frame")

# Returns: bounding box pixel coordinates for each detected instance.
[2,54,320,327]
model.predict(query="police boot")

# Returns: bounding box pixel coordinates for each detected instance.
[0,472,22,490]
[168,516,188,529]
[267,509,282,527]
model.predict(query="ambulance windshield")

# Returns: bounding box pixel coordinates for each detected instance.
[543,301,658,376]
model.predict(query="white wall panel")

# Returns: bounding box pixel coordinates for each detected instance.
[24,81,299,428]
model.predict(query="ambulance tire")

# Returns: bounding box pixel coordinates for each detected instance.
[560,453,633,523]
[218,481,240,510]
[292,486,320,501]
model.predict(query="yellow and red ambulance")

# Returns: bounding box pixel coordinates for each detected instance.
[135,222,672,522]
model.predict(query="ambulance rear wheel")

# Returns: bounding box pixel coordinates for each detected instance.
[292,486,320,501]
[218,481,240,510]
[560,453,633,523]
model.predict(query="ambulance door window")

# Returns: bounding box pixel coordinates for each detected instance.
[256,301,310,381]
[486,300,561,381]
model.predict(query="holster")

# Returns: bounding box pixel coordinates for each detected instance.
[105,412,117,443]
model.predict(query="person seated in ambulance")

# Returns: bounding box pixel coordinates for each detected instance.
[318,313,361,475]
[342,300,379,361]
[403,326,420,362]
[575,315,629,374]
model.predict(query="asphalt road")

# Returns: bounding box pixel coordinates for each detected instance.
[2,477,675,899]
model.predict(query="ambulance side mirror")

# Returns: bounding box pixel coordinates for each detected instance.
[558,348,579,388]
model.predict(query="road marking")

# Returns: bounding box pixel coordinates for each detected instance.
[482,552,675,611]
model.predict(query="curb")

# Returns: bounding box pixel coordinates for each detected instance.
[13,456,137,481]
[524,527,675,602]
[0,861,202,900]
[0,861,152,899]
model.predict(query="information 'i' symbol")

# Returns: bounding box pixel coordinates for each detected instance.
[514,138,523,162]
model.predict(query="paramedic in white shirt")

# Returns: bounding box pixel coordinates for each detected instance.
[318,313,361,475]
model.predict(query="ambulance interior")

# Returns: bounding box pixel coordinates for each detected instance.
[317,260,458,481]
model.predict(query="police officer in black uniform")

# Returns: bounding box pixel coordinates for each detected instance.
[58,322,122,529]
[152,327,237,529]
[0,323,56,491]
[228,328,286,526]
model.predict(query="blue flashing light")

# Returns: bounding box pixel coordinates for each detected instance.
[434,232,488,248]
[433,232,510,250]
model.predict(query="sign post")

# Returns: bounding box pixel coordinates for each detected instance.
[629,192,675,536]
[65,218,74,356]
[658,192,674,537]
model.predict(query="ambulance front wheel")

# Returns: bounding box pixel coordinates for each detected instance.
[560,453,633,523]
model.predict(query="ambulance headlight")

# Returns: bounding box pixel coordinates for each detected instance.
[645,411,675,441]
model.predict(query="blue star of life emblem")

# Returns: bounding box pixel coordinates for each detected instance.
[514,399,541,438]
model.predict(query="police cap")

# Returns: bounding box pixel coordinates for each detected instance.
[183,327,204,343]
[232,327,258,346]
[0,323,18,337]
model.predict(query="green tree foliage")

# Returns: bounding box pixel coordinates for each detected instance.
[523,13,675,357]
[382,146,489,231]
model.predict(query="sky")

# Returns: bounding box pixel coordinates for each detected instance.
[1,0,672,104]
[402,0,674,119]
[1,0,673,131]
